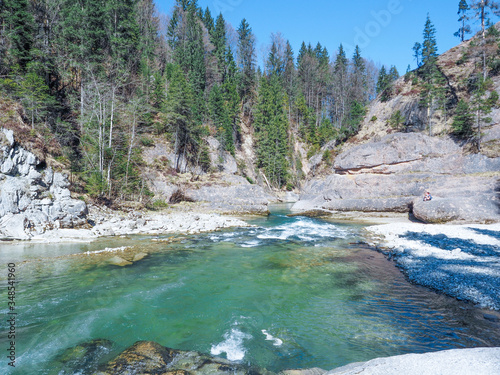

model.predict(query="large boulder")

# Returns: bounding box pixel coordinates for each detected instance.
[412,195,500,224]
[93,341,270,375]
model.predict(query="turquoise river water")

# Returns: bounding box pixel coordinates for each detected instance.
[1,205,500,374]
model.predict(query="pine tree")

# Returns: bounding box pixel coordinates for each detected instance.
[452,99,474,137]
[237,18,256,101]
[389,66,399,81]
[18,62,55,128]
[413,42,422,68]
[283,40,296,100]
[422,14,438,67]
[471,0,500,79]
[203,7,214,36]
[3,0,35,69]
[333,44,349,125]
[254,75,289,187]
[213,13,227,81]
[161,64,197,171]
[455,0,471,41]
[470,75,499,151]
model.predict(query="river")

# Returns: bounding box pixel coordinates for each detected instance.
[1,205,499,374]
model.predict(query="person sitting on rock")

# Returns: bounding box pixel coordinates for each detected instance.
[423,191,432,201]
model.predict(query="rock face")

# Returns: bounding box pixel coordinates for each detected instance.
[142,138,273,215]
[0,128,88,239]
[326,347,500,375]
[187,175,273,214]
[93,341,270,375]
[293,133,500,224]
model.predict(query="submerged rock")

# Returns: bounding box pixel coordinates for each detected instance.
[49,338,114,375]
[107,256,133,267]
[93,341,272,375]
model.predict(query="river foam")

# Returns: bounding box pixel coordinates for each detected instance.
[210,324,252,361]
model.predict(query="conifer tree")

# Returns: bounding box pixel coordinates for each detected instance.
[254,75,289,187]
[213,13,227,81]
[203,7,214,36]
[413,42,422,68]
[350,46,367,104]
[237,18,256,101]
[333,44,349,125]
[3,0,35,69]
[422,14,438,67]
[452,99,474,137]
[470,75,499,151]
[161,64,198,171]
[471,0,500,79]
[455,0,471,41]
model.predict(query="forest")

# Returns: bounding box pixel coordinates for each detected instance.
[0,0,497,201]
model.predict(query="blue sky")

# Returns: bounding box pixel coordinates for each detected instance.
[155,1,496,73]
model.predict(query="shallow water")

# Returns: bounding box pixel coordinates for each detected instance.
[1,205,499,374]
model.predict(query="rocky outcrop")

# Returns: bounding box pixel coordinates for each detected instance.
[293,133,500,223]
[142,138,274,215]
[326,347,500,375]
[0,128,88,239]
[93,341,270,375]
[187,175,273,214]
[54,339,500,375]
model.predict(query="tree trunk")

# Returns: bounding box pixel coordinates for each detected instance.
[477,108,482,152]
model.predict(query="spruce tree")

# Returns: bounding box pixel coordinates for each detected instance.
[452,99,474,137]
[422,14,438,67]
[203,7,214,36]
[237,18,256,101]
[162,64,196,171]
[213,13,227,81]
[3,0,35,69]
[254,75,289,187]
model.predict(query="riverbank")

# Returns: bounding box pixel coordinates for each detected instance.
[364,220,500,311]
[2,205,253,243]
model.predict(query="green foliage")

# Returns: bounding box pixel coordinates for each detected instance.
[140,137,155,147]
[377,65,399,102]
[454,0,471,42]
[422,14,438,66]
[2,0,35,69]
[370,116,378,122]
[388,110,406,131]
[254,75,289,187]
[237,18,256,101]
[146,198,169,211]
[17,62,55,128]
[452,99,474,137]
[85,171,106,197]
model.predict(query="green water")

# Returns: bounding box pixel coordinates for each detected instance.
[1,206,499,374]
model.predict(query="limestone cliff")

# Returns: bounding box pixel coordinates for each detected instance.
[0,128,88,239]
